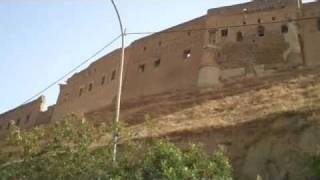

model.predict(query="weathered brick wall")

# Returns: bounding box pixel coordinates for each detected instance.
[0,96,46,134]
[51,16,206,121]
[3,1,315,125]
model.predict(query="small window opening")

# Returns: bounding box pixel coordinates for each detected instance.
[257,18,261,24]
[183,49,192,59]
[154,59,161,68]
[111,70,116,80]
[257,25,265,37]
[209,30,217,44]
[243,21,247,25]
[317,18,320,31]
[88,83,93,91]
[158,41,162,46]
[26,115,31,124]
[281,24,288,33]
[16,118,21,126]
[216,52,221,58]
[187,31,192,36]
[79,88,84,97]
[143,47,147,51]
[272,17,276,21]
[139,64,145,72]
[221,29,228,37]
[101,76,106,85]
[236,31,243,42]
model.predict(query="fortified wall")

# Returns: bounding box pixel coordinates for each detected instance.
[1,0,320,132]
[0,97,54,134]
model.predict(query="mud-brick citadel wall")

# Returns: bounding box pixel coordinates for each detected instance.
[1,0,320,132]
[0,97,55,134]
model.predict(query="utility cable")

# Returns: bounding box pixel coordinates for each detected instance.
[19,15,320,106]
[21,34,122,105]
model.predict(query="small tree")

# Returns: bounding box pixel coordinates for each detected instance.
[0,115,233,180]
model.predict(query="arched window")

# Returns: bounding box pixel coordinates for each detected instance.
[236,31,243,42]
[257,25,265,37]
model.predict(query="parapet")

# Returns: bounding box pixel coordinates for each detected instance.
[208,0,297,16]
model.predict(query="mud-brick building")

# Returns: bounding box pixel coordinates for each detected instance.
[1,0,320,132]
[0,97,54,135]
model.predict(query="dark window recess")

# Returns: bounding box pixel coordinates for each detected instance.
[243,21,247,25]
[154,59,161,68]
[143,47,147,51]
[216,52,221,58]
[209,30,217,44]
[221,29,228,37]
[257,18,261,24]
[101,76,106,85]
[236,31,243,42]
[317,18,320,31]
[158,41,162,46]
[16,118,21,126]
[139,64,145,72]
[183,49,192,59]
[26,115,31,124]
[272,17,276,21]
[281,24,289,33]
[88,83,93,91]
[257,25,265,37]
[111,70,116,80]
[79,88,84,97]
[187,31,192,36]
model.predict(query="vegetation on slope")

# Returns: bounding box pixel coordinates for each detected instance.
[0,115,232,180]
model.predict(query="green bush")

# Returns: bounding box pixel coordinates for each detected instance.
[0,115,233,180]
[310,150,320,179]
[142,140,232,180]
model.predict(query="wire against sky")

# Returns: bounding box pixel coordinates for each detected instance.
[20,15,319,106]
[21,34,122,106]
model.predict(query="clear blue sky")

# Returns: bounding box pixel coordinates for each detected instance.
[0,0,315,113]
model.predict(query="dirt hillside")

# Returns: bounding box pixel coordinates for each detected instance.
[87,68,320,179]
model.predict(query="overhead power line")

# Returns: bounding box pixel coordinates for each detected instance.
[22,34,122,105]
[20,15,319,106]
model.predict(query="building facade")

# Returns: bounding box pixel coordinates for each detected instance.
[1,0,320,132]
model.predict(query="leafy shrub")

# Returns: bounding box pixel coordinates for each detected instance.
[310,150,320,179]
[0,115,233,180]
[142,140,233,180]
